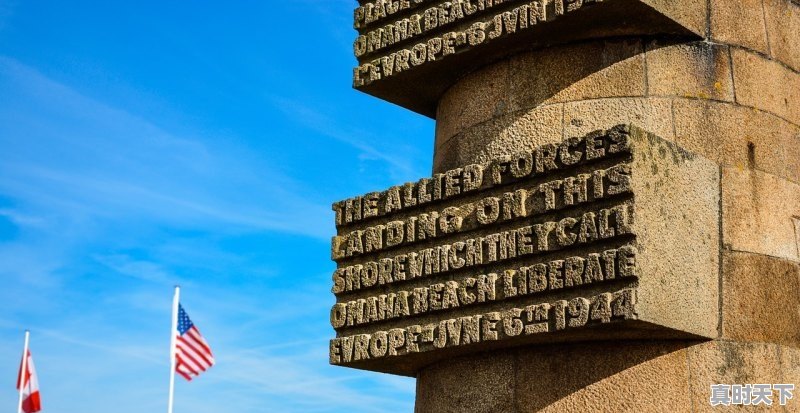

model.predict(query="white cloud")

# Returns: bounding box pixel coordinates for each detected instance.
[269,95,421,182]
[0,56,333,240]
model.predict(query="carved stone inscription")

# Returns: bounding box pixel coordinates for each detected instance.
[330,127,647,369]
[330,288,636,364]
[352,0,605,87]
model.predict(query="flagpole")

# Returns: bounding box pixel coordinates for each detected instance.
[17,330,29,413]
[168,286,180,413]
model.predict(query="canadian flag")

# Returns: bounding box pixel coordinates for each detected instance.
[16,350,41,413]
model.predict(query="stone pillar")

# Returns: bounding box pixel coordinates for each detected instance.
[423,10,800,413]
[335,1,800,411]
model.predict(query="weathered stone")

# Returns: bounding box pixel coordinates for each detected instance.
[514,341,692,412]
[763,0,800,72]
[646,41,735,101]
[731,47,800,125]
[722,251,800,347]
[435,104,564,169]
[795,217,800,253]
[336,1,800,410]
[435,39,648,142]
[415,352,515,413]
[507,40,646,111]
[415,340,799,412]
[330,126,720,375]
[434,60,510,143]
[688,341,785,412]
[623,127,720,338]
[782,345,800,391]
[673,98,800,183]
[353,0,704,116]
[710,0,770,53]
[563,98,674,140]
[722,167,800,261]
[640,0,708,36]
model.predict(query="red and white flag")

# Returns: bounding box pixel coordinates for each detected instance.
[16,350,41,413]
[174,304,215,381]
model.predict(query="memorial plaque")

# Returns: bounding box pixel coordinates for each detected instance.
[331,0,800,406]
[329,125,720,376]
[352,0,706,116]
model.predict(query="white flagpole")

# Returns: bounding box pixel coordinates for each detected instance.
[168,286,180,413]
[17,330,30,413]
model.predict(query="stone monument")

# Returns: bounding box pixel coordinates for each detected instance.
[330,0,800,411]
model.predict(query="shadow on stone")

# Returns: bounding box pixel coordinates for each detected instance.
[416,340,702,413]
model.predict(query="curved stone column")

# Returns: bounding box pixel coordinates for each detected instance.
[334,1,800,410]
[421,11,800,412]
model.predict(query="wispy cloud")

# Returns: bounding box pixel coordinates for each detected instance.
[205,349,414,413]
[0,57,332,240]
[0,273,415,413]
[0,207,46,227]
[270,96,420,181]
[93,254,177,284]
[0,3,425,410]
[37,325,164,364]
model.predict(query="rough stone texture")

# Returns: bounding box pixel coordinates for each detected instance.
[626,128,720,338]
[795,217,800,254]
[497,106,566,154]
[507,40,646,111]
[784,347,800,413]
[435,61,510,145]
[437,43,800,156]
[415,341,798,412]
[709,0,770,53]
[722,167,800,261]
[763,0,800,72]
[731,47,800,125]
[435,40,647,143]
[782,346,800,391]
[673,98,800,183]
[640,0,708,36]
[434,104,564,172]
[332,127,721,375]
[688,341,785,413]
[645,41,735,101]
[353,0,704,117]
[722,251,800,347]
[789,134,800,186]
[353,0,800,117]
[415,352,515,413]
[342,0,800,409]
[419,38,798,409]
[563,98,674,140]
[514,341,692,413]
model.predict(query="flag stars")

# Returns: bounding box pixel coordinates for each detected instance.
[176,305,194,335]
[173,302,215,382]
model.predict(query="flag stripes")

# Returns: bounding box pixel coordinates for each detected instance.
[174,305,214,381]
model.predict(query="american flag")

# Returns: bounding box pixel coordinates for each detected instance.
[174,305,215,381]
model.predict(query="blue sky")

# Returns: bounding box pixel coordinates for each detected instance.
[0,1,433,411]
